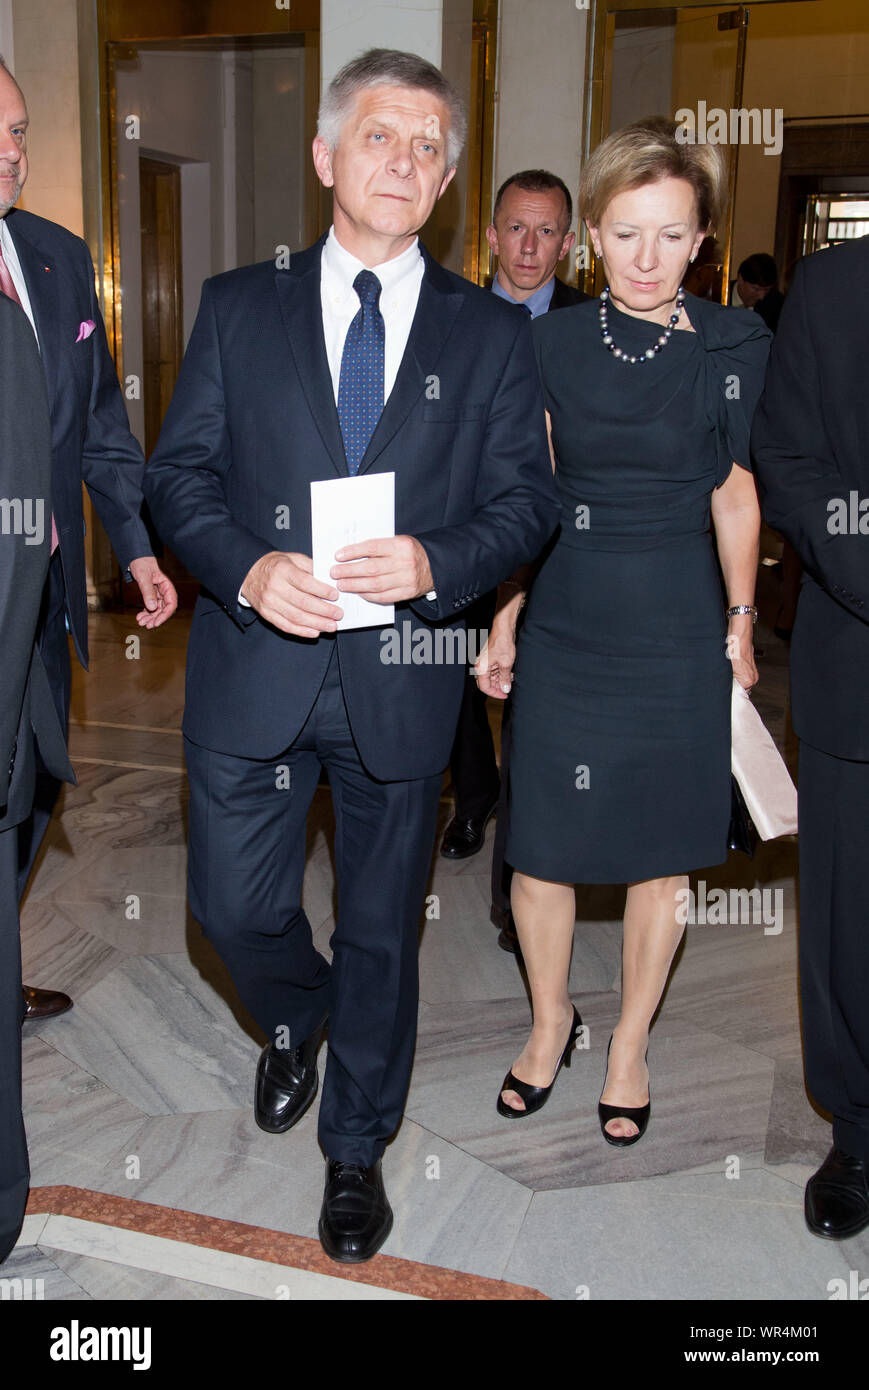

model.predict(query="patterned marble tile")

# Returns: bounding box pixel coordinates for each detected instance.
[25,954,263,1115]
[69,722,185,772]
[45,1247,262,1300]
[71,612,189,731]
[764,1057,834,1167]
[502,1168,867,1302]
[22,1036,147,1183]
[39,1215,419,1300]
[0,1243,91,1299]
[20,901,128,998]
[74,1106,531,1281]
[406,995,774,1190]
[10,601,833,1301]
[659,911,803,1063]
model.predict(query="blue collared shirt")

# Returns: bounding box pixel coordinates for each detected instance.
[492,274,555,319]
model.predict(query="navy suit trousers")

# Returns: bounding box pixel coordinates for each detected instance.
[17,554,71,900]
[184,643,443,1165]
[798,741,869,1160]
[0,825,28,1263]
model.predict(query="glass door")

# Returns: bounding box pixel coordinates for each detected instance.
[580,0,819,298]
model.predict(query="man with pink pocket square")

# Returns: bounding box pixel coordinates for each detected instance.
[0,56,178,1020]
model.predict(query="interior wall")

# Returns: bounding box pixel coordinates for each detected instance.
[495,0,587,277]
[115,50,227,444]
[251,48,307,262]
[320,0,442,89]
[609,19,675,135]
[11,0,83,235]
[115,47,307,447]
[733,0,869,275]
[0,0,14,67]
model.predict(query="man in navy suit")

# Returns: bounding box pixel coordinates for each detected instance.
[0,58,177,1020]
[145,48,559,1262]
[0,293,74,1262]
[753,236,869,1239]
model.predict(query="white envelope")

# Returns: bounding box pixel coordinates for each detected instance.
[310,473,396,631]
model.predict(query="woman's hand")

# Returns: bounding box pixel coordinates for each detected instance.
[728,619,758,692]
[475,621,517,699]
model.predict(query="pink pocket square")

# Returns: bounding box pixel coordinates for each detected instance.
[75,319,96,342]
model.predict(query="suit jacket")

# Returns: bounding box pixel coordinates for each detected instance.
[144,235,561,780]
[548,276,591,311]
[752,236,869,758]
[4,208,152,668]
[754,286,784,335]
[0,295,74,829]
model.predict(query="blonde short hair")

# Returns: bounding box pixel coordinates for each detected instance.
[578,116,728,234]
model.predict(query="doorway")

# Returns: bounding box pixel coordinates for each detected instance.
[580,0,818,296]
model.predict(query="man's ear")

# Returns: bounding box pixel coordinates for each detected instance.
[436,164,457,201]
[312,135,335,188]
[485,223,500,258]
[559,229,576,262]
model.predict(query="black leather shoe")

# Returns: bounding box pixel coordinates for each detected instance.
[439,799,498,860]
[254,1017,326,1134]
[805,1146,869,1239]
[22,985,73,1022]
[318,1158,393,1263]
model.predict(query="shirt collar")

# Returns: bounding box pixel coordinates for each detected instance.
[323,225,423,301]
[492,272,556,319]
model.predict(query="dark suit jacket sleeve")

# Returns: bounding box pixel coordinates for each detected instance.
[143,279,275,621]
[0,300,52,812]
[77,242,152,570]
[410,318,559,620]
[751,256,869,624]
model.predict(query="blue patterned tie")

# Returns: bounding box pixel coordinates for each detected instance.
[337,270,385,476]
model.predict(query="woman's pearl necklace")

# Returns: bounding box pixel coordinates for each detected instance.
[599,285,686,365]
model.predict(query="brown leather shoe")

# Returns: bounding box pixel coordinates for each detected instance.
[22,985,73,1022]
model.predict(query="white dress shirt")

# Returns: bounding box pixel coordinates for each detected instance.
[240,227,436,605]
[320,225,424,403]
[0,216,40,343]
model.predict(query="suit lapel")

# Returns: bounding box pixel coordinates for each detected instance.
[356,249,464,474]
[6,215,60,413]
[275,240,347,477]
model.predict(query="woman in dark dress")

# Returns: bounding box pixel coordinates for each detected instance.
[476,118,770,1143]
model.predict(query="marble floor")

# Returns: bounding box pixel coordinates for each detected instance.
[7,557,868,1301]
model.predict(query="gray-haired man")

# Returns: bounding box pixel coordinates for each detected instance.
[145,48,559,1262]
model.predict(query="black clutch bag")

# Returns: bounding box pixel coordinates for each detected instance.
[728,774,759,858]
